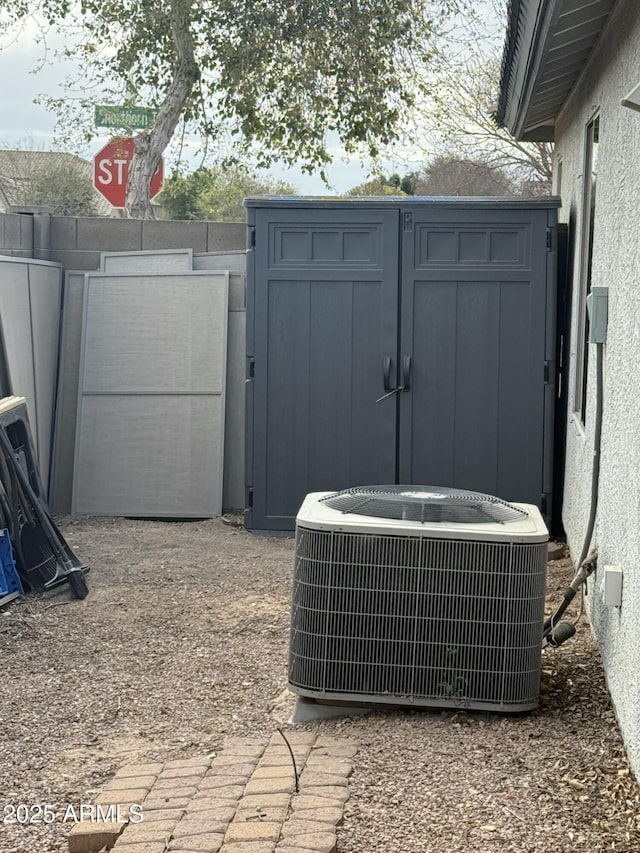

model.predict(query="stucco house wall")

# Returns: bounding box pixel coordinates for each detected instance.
[553,0,640,773]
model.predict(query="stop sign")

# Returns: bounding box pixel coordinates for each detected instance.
[93,137,164,208]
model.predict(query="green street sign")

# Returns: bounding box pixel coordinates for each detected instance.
[94,104,158,130]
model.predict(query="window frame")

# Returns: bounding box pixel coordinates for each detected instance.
[554,155,563,198]
[574,113,600,425]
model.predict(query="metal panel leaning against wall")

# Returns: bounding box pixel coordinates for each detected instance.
[193,250,248,510]
[72,271,229,517]
[0,255,62,492]
[50,251,248,514]
[48,270,86,514]
[51,251,204,514]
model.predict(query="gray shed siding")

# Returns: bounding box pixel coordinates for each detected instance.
[247,206,399,530]
[399,206,555,507]
[245,198,558,532]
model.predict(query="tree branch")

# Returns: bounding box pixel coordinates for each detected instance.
[127,0,199,218]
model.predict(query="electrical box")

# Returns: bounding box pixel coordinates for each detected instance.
[603,564,623,607]
[587,286,609,343]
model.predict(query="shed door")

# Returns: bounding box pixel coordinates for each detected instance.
[398,207,552,508]
[249,208,399,530]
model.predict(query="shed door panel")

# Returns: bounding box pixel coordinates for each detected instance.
[399,209,550,508]
[250,209,399,530]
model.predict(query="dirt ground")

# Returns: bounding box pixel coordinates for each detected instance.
[0,517,639,853]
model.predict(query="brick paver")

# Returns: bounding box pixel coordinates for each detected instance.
[67,821,127,853]
[154,775,204,789]
[114,763,164,778]
[69,733,357,853]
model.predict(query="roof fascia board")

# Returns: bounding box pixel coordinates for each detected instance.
[511,0,565,139]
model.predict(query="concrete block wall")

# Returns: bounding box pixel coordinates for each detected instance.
[0,213,247,264]
[47,216,246,270]
[0,213,34,258]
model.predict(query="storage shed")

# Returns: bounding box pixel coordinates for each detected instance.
[245,197,560,532]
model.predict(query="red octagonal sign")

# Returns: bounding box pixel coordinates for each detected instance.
[93,137,164,208]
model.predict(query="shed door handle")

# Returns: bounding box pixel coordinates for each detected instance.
[403,356,412,391]
[383,356,393,392]
[378,356,405,403]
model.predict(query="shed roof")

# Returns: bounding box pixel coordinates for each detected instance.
[243,195,561,209]
[496,0,619,141]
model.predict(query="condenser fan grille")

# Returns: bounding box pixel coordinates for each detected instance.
[320,485,527,524]
[289,527,548,711]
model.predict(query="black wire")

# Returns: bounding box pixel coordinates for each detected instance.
[277,728,299,793]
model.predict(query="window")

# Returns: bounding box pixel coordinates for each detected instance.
[555,156,563,198]
[574,115,599,424]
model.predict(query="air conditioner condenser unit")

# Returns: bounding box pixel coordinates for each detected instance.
[288,486,549,713]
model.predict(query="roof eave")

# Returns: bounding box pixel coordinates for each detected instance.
[520,123,556,141]
[497,0,565,140]
[498,0,619,141]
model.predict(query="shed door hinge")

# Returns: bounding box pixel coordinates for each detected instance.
[544,361,550,384]
[248,357,255,379]
[541,493,548,514]
[247,488,254,508]
[546,229,553,251]
[403,212,413,232]
[249,226,256,249]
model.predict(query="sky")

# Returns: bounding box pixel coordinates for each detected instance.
[0,18,411,196]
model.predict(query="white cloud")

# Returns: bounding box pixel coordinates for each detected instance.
[0,22,78,148]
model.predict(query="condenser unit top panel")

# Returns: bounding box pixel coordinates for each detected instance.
[0,396,27,416]
[297,488,548,543]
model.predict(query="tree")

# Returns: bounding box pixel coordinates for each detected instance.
[346,174,414,196]
[408,2,552,191]
[160,165,295,221]
[0,148,98,215]
[411,155,516,196]
[2,0,465,218]
[345,159,515,197]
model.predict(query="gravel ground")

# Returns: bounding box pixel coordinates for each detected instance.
[0,517,639,853]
